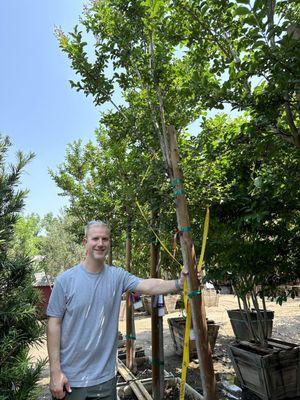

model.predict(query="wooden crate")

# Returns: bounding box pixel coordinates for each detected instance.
[168,317,219,357]
[228,338,300,400]
[227,309,274,341]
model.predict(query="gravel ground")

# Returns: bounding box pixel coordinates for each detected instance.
[31,294,300,400]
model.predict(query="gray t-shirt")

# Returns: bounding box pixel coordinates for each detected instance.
[47,264,141,387]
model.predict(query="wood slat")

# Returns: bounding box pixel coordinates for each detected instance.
[117,359,153,400]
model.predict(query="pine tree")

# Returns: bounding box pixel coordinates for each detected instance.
[0,136,45,400]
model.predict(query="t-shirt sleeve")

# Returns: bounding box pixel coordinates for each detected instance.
[121,269,141,293]
[47,280,67,318]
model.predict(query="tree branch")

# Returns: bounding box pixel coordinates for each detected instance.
[284,100,300,146]
[269,124,300,148]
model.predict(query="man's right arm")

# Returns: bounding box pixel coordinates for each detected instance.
[47,317,71,399]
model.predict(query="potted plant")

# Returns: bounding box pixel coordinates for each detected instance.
[204,181,300,400]
[188,114,300,399]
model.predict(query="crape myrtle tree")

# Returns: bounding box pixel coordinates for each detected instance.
[54,0,216,273]
[51,108,178,278]
[173,0,300,148]
[55,1,219,398]
[180,113,300,344]
[0,136,45,400]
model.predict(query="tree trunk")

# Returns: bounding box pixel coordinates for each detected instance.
[108,238,113,265]
[125,215,135,370]
[150,209,164,400]
[167,125,218,400]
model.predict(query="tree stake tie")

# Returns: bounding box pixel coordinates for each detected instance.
[180,226,192,232]
[179,206,210,400]
[173,188,186,197]
[151,357,164,366]
[125,334,136,340]
[188,290,202,299]
[171,178,183,187]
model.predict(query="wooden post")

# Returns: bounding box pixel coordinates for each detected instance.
[167,125,218,400]
[125,214,135,370]
[150,209,164,400]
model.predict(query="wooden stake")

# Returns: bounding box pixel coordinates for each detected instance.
[167,125,218,400]
[150,209,164,400]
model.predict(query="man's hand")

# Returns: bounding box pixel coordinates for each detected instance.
[178,268,202,289]
[178,269,188,289]
[50,370,71,399]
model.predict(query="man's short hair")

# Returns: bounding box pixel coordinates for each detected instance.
[84,220,110,238]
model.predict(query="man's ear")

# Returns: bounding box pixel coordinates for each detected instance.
[82,238,87,246]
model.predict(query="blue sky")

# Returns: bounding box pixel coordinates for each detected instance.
[0,1,103,216]
[1,1,235,218]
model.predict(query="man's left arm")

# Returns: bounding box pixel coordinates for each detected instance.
[134,271,187,295]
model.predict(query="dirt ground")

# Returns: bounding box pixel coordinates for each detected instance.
[31,294,300,399]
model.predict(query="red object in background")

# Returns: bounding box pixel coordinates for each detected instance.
[33,272,52,318]
[35,285,52,318]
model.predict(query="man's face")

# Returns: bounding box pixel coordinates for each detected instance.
[84,225,110,263]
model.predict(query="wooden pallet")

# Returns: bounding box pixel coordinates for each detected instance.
[117,359,152,400]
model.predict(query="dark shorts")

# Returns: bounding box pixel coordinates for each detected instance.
[52,376,117,400]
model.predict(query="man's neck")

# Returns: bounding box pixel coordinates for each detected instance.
[82,258,105,274]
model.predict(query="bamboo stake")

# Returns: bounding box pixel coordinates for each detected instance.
[125,215,135,370]
[150,209,164,400]
[167,126,218,400]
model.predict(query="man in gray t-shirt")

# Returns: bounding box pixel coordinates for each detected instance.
[47,221,184,400]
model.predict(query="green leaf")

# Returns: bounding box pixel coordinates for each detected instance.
[253,0,263,11]
[244,15,257,26]
[235,6,250,15]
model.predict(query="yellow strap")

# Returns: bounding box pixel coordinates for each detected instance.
[197,206,210,272]
[179,207,210,400]
[179,281,191,398]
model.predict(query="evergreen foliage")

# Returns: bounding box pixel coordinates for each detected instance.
[0,136,45,400]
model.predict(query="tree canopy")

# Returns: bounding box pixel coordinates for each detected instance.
[52,0,300,294]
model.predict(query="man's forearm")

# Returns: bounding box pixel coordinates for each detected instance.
[47,317,62,372]
[135,278,181,295]
[47,317,72,399]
